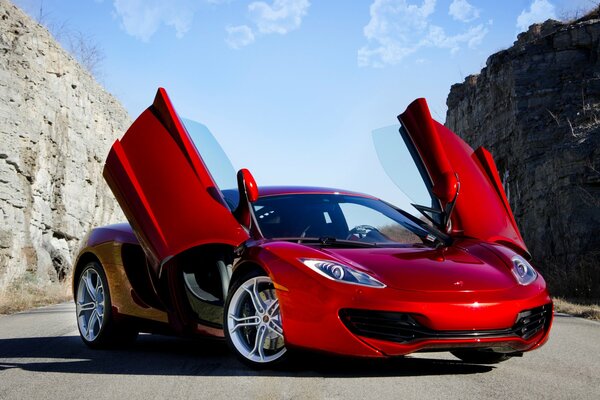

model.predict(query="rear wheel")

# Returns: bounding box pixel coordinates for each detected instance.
[451,349,511,364]
[75,262,138,348]
[224,270,287,368]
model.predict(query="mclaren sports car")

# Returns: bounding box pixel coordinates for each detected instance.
[73,88,552,367]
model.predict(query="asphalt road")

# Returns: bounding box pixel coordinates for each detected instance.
[0,302,598,400]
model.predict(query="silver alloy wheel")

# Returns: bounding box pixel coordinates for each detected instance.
[76,266,105,342]
[227,276,286,364]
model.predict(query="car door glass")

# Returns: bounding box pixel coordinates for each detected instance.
[372,125,441,222]
[182,118,237,191]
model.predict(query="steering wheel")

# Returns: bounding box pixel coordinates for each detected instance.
[347,225,379,240]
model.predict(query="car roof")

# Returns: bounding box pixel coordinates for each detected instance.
[256,185,377,199]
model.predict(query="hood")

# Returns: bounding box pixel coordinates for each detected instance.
[320,245,517,292]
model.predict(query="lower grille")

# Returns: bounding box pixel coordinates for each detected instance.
[340,303,552,344]
[512,304,552,340]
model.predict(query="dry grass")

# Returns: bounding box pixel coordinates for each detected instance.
[0,276,72,315]
[553,297,600,321]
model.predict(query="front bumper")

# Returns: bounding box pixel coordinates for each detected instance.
[270,260,553,357]
[339,303,552,356]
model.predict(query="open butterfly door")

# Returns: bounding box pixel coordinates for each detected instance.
[103,88,249,276]
[397,98,529,257]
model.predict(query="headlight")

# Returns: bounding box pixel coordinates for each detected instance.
[299,259,385,288]
[511,256,537,285]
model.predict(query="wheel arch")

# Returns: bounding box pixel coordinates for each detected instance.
[230,260,268,289]
[72,251,102,298]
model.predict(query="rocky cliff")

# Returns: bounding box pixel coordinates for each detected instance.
[0,0,129,292]
[446,11,600,298]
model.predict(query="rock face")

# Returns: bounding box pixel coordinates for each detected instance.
[446,12,600,297]
[0,0,129,291]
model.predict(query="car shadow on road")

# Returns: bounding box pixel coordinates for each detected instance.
[0,334,494,377]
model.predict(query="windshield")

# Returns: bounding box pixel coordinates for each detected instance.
[252,194,439,246]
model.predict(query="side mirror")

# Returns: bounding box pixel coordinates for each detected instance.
[432,171,460,232]
[238,168,258,203]
[234,169,260,236]
[432,171,458,203]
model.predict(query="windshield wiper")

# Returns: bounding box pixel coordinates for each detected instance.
[276,237,378,248]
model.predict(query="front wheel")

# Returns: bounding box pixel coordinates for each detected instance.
[224,270,287,368]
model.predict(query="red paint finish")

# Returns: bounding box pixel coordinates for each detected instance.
[103,88,248,272]
[251,241,551,357]
[76,90,552,363]
[473,147,528,254]
[239,169,259,203]
[399,98,528,256]
[86,223,138,247]
[319,246,518,292]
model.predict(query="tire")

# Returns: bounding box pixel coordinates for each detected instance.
[224,269,287,368]
[451,349,511,364]
[75,261,138,348]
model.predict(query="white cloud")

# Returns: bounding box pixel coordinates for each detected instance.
[363,0,435,40]
[113,0,197,42]
[449,0,480,23]
[226,25,256,49]
[358,0,489,67]
[516,0,556,32]
[224,0,310,49]
[248,0,310,35]
[425,23,487,53]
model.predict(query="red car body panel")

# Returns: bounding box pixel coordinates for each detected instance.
[317,246,517,292]
[103,88,248,273]
[85,222,138,248]
[399,99,529,256]
[73,88,552,362]
[250,240,551,357]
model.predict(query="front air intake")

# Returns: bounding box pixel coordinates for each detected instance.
[340,303,552,344]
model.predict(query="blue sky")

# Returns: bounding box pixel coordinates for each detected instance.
[13,0,597,209]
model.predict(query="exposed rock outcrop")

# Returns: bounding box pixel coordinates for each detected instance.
[446,12,600,297]
[0,0,129,291]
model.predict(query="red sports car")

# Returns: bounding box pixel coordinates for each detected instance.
[73,88,552,368]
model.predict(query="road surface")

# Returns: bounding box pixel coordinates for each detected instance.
[0,302,598,399]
